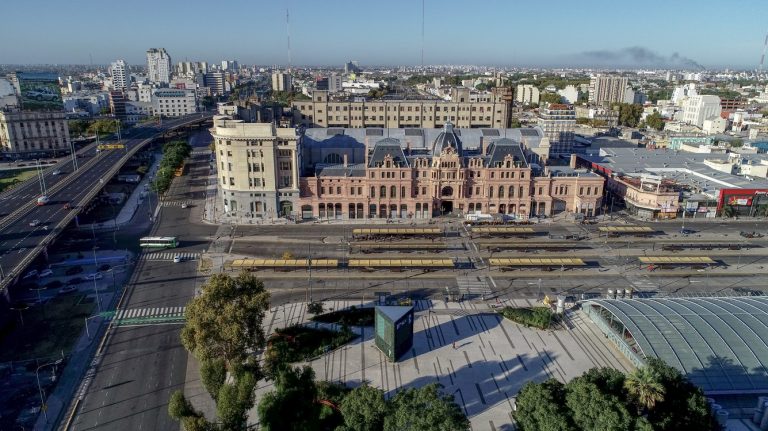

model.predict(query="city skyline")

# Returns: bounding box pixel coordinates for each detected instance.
[0,0,766,69]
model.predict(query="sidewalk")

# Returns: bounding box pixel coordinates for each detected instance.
[77,154,161,232]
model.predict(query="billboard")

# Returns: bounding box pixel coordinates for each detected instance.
[16,72,63,111]
[728,196,752,206]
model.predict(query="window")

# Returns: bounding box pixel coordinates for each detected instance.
[509,186,515,197]
[519,186,524,197]
[321,187,326,195]
[337,186,341,195]
[380,186,386,197]
[401,186,406,198]
[489,187,494,198]
[538,187,542,195]
[390,185,396,198]
[580,187,584,195]
[370,186,375,197]
[229,177,235,186]
[498,186,504,198]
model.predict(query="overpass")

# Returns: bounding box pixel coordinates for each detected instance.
[0,113,213,294]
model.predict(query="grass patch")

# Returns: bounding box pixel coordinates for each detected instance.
[0,169,38,193]
[311,306,375,327]
[264,325,356,373]
[498,306,558,330]
[0,294,96,361]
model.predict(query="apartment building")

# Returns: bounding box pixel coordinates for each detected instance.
[293,88,513,129]
[588,75,629,106]
[152,88,197,117]
[0,110,71,158]
[538,104,576,157]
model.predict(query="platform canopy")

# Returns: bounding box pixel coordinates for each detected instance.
[352,228,443,235]
[348,259,454,268]
[229,258,338,268]
[638,256,716,265]
[489,257,586,266]
[598,226,655,233]
[585,297,768,395]
[471,227,536,234]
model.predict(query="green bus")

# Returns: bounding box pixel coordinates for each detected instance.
[139,236,179,249]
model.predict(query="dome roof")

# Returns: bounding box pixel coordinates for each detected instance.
[432,122,462,155]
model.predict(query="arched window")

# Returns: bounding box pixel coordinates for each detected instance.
[519,186,524,197]
[509,186,515,197]
[498,186,504,198]
[380,186,386,198]
[489,187,494,198]
[390,185,397,198]
[401,186,406,198]
[323,153,343,164]
[370,186,375,197]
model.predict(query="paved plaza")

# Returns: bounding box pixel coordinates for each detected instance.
[251,299,635,430]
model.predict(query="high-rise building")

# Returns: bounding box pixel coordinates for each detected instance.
[221,60,239,71]
[151,88,197,117]
[328,75,343,93]
[538,104,576,157]
[271,72,292,92]
[109,90,128,121]
[344,61,361,74]
[515,84,540,105]
[588,75,629,106]
[146,48,172,84]
[204,71,225,95]
[110,59,130,90]
[682,95,722,128]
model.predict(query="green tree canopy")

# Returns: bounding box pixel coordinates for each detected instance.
[383,383,469,431]
[181,272,270,368]
[200,358,227,401]
[624,366,665,412]
[258,365,320,431]
[339,385,387,431]
[566,379,633,431]
[514,379,574,431]
[613,103,644,128]
[540,92,563,105]
[645,111,665,131]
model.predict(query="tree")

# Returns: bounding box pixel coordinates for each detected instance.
[217,371,258,430]
[307,301,324,315]
[624,366,665,412]
[181,272,271,368]
[721,205,736,218]
[169,390,197,420]
[200,358,227,401]
[730,138,743,148]
[614,103,644,128]
[645,112,665,131]
[339,385,387,431]
[68,119,92,137]
[565,379,633,431]
[88,118,119,136]
[540,92,563,105]
[510,117,522,128]
[383,383,469,431]
[258,365,320,431]
[513,379,574,431]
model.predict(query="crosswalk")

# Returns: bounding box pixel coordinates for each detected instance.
[162,201,192,207]
[113,306,186,326]
[142,251,201,261]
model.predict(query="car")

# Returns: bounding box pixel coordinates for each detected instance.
[58,285,77,294]
[52,169,61,175]
[63,203,71,210]
[38,269,53,278]
[67,277,84,285]
[181,203,188,209]
[680,228,694,235]
[29,219,41,227]
[65,266,83,276]
[84,273,103,281]
[173,255,182,263]
[23,269,38,279]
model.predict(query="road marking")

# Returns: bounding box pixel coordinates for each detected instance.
[142,251,201,261]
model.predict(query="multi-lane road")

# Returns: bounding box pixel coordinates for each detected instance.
[0,114,212,292]
[70,130,218,430]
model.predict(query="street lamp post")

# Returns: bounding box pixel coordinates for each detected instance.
[91,247,103,312]
[35,358,62,423]
[84,314,102,338]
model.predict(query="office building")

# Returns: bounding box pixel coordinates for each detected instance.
[344,61,361,74]
[537,104,576,157]
[515,84,540,105]
[109,90,128,121]
[152,88,197,117]
[328,74,343,93]
[293,89,513,129]
[146,48,172,84]
[211,118,603,220]
[204,71,225,95]
[110,59,130,90]
[588,75,629,106]
[221,60,239,71]
[0,110,71,158]
[271,72,292,92]
[682,95,722,128]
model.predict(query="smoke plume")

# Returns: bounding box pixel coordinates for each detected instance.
[579,46,705,70]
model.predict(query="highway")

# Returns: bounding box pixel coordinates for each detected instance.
[70,130,218,430]
[0,114,212,293]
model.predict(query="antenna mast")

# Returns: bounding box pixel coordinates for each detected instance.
[421,0,425,71]
[760,31,768,72]
[286,8,292,71]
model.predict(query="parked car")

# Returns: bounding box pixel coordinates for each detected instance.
[85,273,103,281]
[65,266,83,275]
[23,269,38,279]
[58,285,77,294]
[38,269,53,278]
[173,255,182,263]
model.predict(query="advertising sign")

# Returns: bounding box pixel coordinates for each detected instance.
[16,72,63,111]
[728,196,752,206]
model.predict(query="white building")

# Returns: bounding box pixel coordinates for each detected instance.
[682,95,722,128]
[515,84,540,105]
[152,88,197,117]
[557,85,579,104]
[703,117,727,135]
[271,72,292,92]
[328,74,343,93]
[588,75,628,105]
[110,59,130,90]
[146,48,172,84]
[671,83,698,106]
[126,101,153,124]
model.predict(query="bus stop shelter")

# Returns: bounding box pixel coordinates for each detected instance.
[489,257,587,271]
[638,256,717,270]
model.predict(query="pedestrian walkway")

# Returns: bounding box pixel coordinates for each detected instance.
[142,251,200,261]
[162,200,192,207]
[113,306,186,326]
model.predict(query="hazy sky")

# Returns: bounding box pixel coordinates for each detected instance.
[1,0,766,69]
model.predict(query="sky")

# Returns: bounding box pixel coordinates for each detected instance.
[1,0,766,69]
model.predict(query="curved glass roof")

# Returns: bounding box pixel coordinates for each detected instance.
[585,297,768,394]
